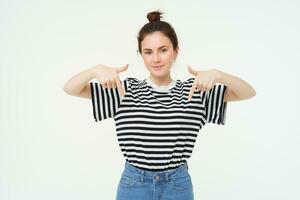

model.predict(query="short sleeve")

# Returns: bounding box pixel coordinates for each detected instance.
[204,83,227,125]
[89,79,129,122]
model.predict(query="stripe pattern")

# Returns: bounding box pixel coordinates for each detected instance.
[90,79,128,121]
[204,81,227,124]
[90,77,227,171]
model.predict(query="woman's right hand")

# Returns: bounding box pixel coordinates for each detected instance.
[93,64,129,97]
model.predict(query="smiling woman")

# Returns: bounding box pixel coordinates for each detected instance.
[63,9,255,200]
[140,32,177,84]
[137,11,179,87]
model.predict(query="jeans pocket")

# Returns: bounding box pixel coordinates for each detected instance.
[170,174,193,191]
[119,173,135,187]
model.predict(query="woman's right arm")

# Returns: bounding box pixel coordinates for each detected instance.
[63,64,128,99]
[63,65,100,99]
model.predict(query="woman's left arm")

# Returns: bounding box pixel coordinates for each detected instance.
[216,69,256,102]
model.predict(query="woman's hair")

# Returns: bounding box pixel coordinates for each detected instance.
[137,10,179,54]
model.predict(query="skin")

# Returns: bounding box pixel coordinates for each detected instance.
[64,30,255,101]
[140,31,256,102]
[140,31,178,86]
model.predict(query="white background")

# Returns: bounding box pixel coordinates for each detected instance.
[1,0,299,199]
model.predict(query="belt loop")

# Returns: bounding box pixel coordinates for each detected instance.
[165,172,168,181]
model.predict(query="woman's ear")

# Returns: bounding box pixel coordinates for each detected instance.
[174,47,179,60]
[175,46,179,54]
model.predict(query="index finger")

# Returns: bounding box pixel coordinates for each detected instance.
[115,77,125,97]
[188,79,198,101]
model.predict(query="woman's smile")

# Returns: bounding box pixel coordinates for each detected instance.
[152,65,164,70]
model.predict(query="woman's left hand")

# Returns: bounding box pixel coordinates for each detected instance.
[187,65,220,101]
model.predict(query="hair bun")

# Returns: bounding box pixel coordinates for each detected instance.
[147,10,164,22]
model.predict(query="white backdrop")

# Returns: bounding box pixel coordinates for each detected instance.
[1,0,299,199]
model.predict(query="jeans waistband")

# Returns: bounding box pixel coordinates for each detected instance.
[123,161,189,181]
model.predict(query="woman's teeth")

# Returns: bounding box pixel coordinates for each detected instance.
[153,66,163,70]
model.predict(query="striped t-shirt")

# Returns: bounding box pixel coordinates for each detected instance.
[89,77,227,171]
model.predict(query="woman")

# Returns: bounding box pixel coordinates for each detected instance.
[63,10,256,200]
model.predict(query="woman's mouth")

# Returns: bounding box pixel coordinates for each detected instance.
[152,65,164,70]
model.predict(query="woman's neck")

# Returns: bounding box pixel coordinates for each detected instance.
[149,75,174,86]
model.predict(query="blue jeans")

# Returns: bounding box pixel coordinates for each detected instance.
[116,161,194,200]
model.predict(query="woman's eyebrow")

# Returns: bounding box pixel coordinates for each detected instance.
[143,45,168,51]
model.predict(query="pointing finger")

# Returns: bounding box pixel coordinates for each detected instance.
[116,77,125,97]
[188,79,198,101]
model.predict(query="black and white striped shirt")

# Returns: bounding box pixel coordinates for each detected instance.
[90,77,227,171]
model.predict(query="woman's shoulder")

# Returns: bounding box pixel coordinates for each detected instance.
[125,77,139,81]
[123,77,196,86]
[125,77,195,82]
[183,77,195,83]
[124,77,143,84]
[123,77,146,90]
[179,77,195,87]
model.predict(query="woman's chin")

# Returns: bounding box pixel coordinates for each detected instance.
[151,71,168,78]
[151,70,164,75]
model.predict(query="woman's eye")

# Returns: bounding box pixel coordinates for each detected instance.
[162,49,168,52]
[145,52,151,55]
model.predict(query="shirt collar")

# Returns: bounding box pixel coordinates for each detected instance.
[146,77,176,92]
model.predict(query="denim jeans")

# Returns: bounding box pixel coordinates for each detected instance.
[116,161,194,200]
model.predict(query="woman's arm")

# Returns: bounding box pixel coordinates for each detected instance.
[216,70,256,102]
[63,65,99,98]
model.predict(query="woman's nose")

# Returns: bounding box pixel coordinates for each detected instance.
[153,53,161,62]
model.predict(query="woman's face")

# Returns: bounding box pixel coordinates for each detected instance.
[141,31,178,79]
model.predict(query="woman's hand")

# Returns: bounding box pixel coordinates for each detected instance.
[187,65,220,101]
[93,64,129,97]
